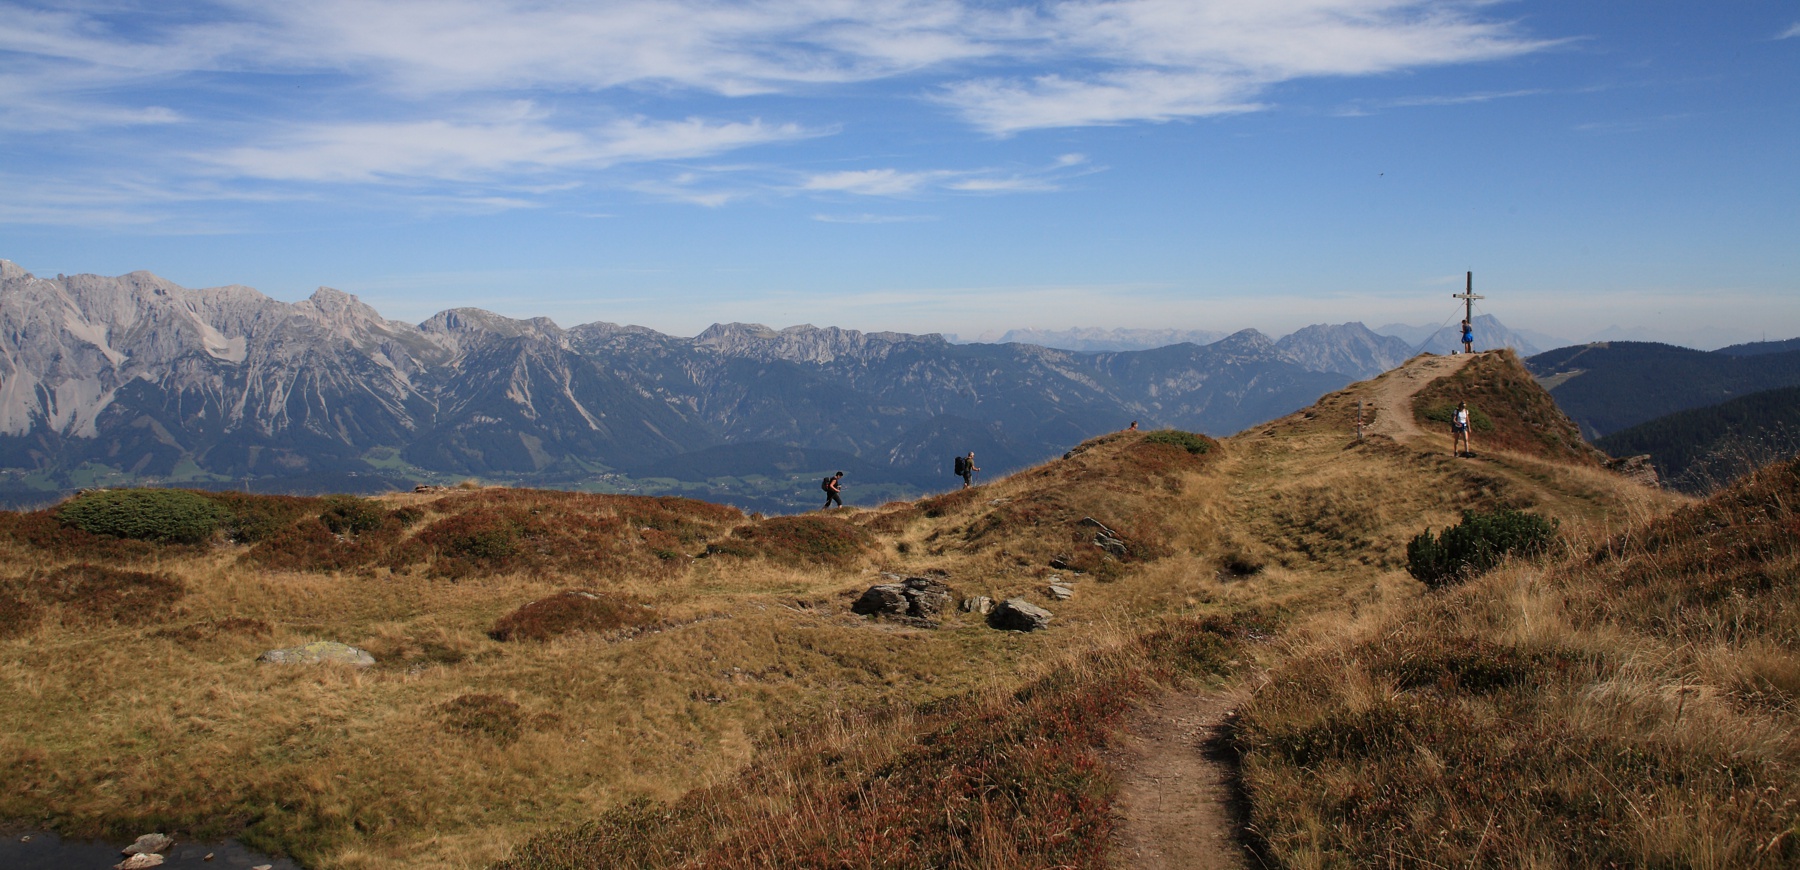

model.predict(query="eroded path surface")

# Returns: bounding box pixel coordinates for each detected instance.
[1110,690,1255,870]
[1363,352,1475,444]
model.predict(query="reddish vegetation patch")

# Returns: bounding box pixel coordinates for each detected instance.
[34,563,185,625]
[438,693,527,744]
[0,581,41,638]
[1412,350,1604,464]
[488,590,656,642]
[151,617,273,645]
[714,515,874,567]
[244,516,404,573]
[917,488,979,519]
[200,491,324,543]
[0,510,165,562]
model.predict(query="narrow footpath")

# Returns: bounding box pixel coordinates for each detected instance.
[1110,352,1478,869]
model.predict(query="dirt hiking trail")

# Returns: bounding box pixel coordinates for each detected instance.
[1111,353,1479,869]
[1110,688,1259,870]
[1363,352,1476,445]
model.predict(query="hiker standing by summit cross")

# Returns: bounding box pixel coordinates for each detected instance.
[1454,272,1483,354]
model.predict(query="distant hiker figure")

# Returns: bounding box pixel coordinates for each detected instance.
[954,452,980,488]
[1452,401,1473,457]
[822,471,844,508]
[1127,420,1138,431]
[1461,318,1474,355]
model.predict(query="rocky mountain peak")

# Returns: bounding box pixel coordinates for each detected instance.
[0,259,26,281]
[695,322,941,364]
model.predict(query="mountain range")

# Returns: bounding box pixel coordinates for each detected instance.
[1,260,1546,508]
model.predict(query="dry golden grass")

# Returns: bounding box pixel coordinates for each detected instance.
[0,354,1719,869]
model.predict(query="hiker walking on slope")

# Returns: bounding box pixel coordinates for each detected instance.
[1451,401,1474,458]
[954,452,980,488]
[1461,318,1474,355]
[822,471,844,509]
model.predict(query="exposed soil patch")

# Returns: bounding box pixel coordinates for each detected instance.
[1364,353,1475,446]
[1110,689,1258,869]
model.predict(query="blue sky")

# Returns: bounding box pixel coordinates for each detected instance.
[1,1,1796,348]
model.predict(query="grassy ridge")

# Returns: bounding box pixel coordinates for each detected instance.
[1597,384,1800,493]
[1234,457,1800,867]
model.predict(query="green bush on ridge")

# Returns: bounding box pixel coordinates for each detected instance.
[56,488,232,545]
[1406,508,1557,588]
[1142,429,1214,455]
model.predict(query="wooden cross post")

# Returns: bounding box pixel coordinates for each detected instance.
[1453,271,1484,327]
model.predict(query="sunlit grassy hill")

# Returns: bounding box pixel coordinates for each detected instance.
[8,349,1770,870]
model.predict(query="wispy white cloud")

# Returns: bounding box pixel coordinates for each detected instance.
[1779,22,1800,40]
[207,107,815,183]
[811,213,938,224]
[1334,88,1547,117]
[802,169,959,196]
[936,0,1557,133]
[798,154,1093,198]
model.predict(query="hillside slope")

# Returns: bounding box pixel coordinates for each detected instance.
[1597,383,1800,493]
[0,350,1689,869]
[1527,340,1800,437]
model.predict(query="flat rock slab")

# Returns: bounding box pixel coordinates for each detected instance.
[989,597,1052,631]
[258,641,375,667]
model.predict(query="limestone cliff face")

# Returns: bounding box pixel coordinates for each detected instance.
[0,261,1359,495]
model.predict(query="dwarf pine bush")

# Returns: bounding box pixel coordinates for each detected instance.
[1142,429,1214,454]
[56,489,231,544]
[1407,508,1557,588]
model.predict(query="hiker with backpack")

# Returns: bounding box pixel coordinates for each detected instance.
[1451,401,1473,458]
[954,452,980,488]
[822,471,844,509]
[1461,318,1474,354]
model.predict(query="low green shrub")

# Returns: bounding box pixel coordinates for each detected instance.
[1142,429,1215,454]
[319,495,387,535]
[56,489,231,544]
[1407,508,1557,588]
[1420,403,1495,432]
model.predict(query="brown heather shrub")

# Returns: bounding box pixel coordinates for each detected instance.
[243,516,402,573]
[488,590,656,642]
[34,563,185,625]
[492,611,1274,870]
[716,515,874,567]
[917,487,979,519]
[199,491,323,543]
[412,489,742,579]
[0,579,41,638]
[0,509,164,562]
[150,616,272,645]
[439,693,526,745]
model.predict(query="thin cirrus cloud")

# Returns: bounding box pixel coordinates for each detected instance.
[206,109,815,183]
[1779,22,1800,40]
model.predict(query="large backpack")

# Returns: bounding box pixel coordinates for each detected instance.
[953,455,968,476]
[821,476,834,492]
